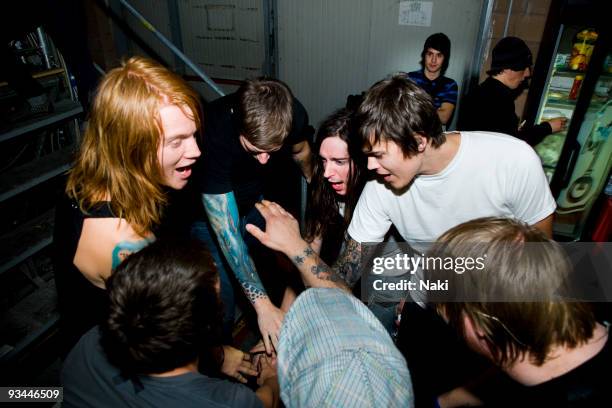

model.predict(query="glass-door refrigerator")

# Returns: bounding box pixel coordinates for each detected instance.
[524,0,611,240]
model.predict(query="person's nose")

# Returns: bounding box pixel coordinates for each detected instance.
[255,152,270,165]
[323,162,334,179]
[367,157,379,171]
[186,136,201,159]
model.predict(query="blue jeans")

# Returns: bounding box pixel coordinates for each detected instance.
[191,220,235,341]
[191,203,267,341]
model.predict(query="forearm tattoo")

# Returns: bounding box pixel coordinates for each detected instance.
[332,238,363,287]
[291,244,350,288]
[203,192,267,304]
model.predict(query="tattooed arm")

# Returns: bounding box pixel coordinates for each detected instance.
[246,200,363,291]
[202,192,284,353]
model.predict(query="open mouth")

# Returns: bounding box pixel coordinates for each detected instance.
[328,180,344,191]
[176,165,193,178]
[378,173,392,182]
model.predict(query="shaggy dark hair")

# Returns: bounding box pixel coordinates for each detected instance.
[357,75,445,157]
[100,239,222,375]
[419,32,451,75]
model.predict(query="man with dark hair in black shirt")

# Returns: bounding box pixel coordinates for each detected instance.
[196,78,314,354]
[458,36,566,145]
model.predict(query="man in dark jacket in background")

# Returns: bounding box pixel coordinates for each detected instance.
[458,36,566,145]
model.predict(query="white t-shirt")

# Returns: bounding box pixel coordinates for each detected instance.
[348,131,556,251]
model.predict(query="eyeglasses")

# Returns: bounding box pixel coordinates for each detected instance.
[474,310,527,347]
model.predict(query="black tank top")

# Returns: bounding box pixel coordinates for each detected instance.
[53,194,114,357]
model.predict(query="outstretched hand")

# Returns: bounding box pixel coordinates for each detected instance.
[254,297,285,355]
[221,345,259,383]
[257,354,278,386]
[245,200,305,256]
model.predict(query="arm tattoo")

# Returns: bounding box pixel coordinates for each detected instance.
[111,237,155,269]
[332,238,363,287]
[202,192,267,304]
[290,245,350,288]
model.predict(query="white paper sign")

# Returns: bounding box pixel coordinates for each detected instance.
[399,1,433,27]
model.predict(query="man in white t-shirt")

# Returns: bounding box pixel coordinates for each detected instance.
[246,74,555,290]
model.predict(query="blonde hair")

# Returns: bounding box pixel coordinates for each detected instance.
[66,56,201,235]
[429,217,595,367]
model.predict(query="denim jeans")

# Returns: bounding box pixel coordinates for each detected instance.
[191,220,235,341]
[191,203,267,341]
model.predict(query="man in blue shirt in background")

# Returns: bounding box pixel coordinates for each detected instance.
[408,33,458,126]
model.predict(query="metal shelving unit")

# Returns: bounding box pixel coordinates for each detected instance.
[0,99,82,143]
[0,146,74,203]
[0,209,55,276]
[0,29,81,365]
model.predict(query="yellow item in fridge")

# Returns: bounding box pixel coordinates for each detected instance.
[570,29,598,71]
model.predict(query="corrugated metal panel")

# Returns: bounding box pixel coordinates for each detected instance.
[278,0,484,127]
[179,0,265,80]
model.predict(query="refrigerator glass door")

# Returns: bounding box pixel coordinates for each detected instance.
[554,53,612,239]
[534,25,599,182]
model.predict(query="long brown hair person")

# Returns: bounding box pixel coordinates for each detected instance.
[54,56,201,355]
[304,108,367,263]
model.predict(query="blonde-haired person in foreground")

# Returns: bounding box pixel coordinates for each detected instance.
[428,217,610,407]
[53,56,202,355]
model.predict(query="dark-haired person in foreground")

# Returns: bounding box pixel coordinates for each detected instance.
[429,217,610,407]
[61,241,279,408]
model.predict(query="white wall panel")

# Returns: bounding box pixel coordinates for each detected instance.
[179,0,265,80]
[278,0,372,127]
[278,0,484,127]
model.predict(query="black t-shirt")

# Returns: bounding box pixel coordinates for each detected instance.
[53,195,113,357]
[458,77,551,145]
[482,330,611,407]
[195,92,312,215]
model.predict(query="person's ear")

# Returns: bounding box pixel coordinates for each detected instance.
[415,134,427,152]
[464,313,487,337]
[463,313,494,359]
